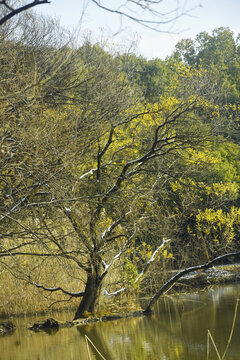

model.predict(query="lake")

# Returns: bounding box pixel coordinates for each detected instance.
[1,284,240,359]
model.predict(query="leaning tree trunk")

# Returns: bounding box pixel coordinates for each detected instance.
[73,268,102,320]
[144,250,240,314]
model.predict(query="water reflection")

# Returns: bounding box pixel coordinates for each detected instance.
[1,284,240,360]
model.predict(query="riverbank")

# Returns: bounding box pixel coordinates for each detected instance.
[2,284,240,360]
[1,263,239,336]
[174,264,240,291]
[1,264,240,327]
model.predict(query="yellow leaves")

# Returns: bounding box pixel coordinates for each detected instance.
[162,249,173,259]
[158,96,180,112]
[1,169,14,176]
[174,63,195,78]
[97,215,114,234]
[197,208,222,223]
[172,62,208,84]
[195,97,213,110]
[171,177,198,193]
[196,206,240,245]
[211,104,220,118]
[212,182,238,197]
[170,180,183,192]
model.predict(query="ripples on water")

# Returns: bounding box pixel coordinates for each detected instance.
[1,284,240,360]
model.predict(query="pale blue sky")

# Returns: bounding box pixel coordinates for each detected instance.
[36,0,240,59]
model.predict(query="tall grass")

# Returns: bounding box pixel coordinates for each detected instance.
[0,267,80,318]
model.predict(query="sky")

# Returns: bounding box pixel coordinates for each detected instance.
[36,0,240,59]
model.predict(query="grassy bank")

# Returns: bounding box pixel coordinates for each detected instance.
[1,263,240,319]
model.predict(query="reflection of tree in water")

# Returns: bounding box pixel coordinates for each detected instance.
[77,324,115,360]
[76,286,240,360]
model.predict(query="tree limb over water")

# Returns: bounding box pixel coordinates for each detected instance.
[144,250,240,314]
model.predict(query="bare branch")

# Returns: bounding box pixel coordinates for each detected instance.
[0,250,77,258]
[144,250,240,314]
[101,226,137,279]
[0,1,50,26]
[97,102,198,211]
[135,238,171,283]
[91,0,202,33]
[104,238,171,297]
[63,208,93,253]
[0,183,40,222]
[31,281,84,298]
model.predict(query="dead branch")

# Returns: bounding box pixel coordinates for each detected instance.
[31,281,84,298]
[144,250,240,314]
[0,1,50,26]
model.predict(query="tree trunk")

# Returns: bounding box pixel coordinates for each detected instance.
[73,270,102,320]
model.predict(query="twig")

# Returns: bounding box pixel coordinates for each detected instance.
[222,299,239,360]
[207,330,221,360]
[85,335,107,360]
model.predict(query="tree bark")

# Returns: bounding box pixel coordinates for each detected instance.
[73,269,102,320]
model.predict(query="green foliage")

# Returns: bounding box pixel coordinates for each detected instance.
[171,27,240,120]
[118,54,172,102]
[120,259,139,289]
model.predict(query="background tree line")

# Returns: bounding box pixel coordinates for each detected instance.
[0,10,240,319]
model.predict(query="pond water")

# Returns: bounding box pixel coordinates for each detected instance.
[1,284,240,360]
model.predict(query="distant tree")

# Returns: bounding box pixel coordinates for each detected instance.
[119,54,172,102]
[172,27,240,104]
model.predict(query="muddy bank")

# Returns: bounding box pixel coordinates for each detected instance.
[28,311,144,333]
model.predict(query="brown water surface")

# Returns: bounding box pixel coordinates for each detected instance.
[1,284,240,359]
